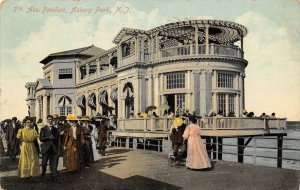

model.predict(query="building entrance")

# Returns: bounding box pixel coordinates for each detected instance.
[166,94,175,114]
[165,93,185,115]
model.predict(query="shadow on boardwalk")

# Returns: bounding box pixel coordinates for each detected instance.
[1,147,300,190]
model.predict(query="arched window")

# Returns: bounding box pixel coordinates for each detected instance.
[122,43,131,57]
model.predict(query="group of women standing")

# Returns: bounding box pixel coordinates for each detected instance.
[16,114,104,179]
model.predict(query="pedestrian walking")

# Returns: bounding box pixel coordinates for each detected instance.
[96,120,108,156]
[5,117,22,161]
[81,116,94,167]
[182,117,211,170]
[40,115,59,180]
[17,117,40,178]
[64,114,85,171]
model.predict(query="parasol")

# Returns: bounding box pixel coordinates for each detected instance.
[158,103,170,111]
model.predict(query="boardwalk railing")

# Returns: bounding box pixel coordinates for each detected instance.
[117,117,287,132]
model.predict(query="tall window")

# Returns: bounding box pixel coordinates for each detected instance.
[176,94,185,114]
[218,94,226,115]
[218,73,234,88]
[59,107,72,116]
[229,94,235,114]
[166,72,185,89]
[122,43,131,57]
[58,68,72,79]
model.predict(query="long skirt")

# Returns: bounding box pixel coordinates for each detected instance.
[66,140,82,171]
[91,137,100,161]
[18,142,40,178]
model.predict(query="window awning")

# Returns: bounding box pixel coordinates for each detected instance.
[110,88,118,102]
[58,95,72,107]
[88,93,96,108]
[99,90,108,106]
[77,96,86,108]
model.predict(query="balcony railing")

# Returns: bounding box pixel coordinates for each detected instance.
[117,117,287,133]
[160,44,242,59]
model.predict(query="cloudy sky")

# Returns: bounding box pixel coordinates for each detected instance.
[0,0,299,120]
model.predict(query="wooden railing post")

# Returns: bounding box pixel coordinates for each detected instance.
[143,119,147,131]
[237,137,244,163]
[218,137,223,160]
[150,118,155,132]
[277,135,283,168]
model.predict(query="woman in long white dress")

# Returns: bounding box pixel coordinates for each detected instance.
[182,117,211,170]
[90,124,100,161]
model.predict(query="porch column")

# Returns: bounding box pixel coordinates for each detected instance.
[205,25,209,55]
[195,25,199,54]
[212,92,218,114]
[117,82,124,118]
[225,94,229,116]
[241,36,244,58]
[96,89,100,114]
[235,94,240,117]
[42,94,48,123]
[190,71,195,112]
[118,43,122,67]
[141,38,145,62]
[147,76,153,106]
[86,65,90,80]
[135,36,141,62]
[155,33,160,60]
[153,74,160,109]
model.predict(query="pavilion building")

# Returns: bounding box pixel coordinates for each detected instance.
[26,19,248,120]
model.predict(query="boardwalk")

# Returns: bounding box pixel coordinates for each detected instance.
[1,148,299,190]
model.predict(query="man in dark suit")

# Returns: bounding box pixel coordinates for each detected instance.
[40,115,59,180]
[5,117,22,161]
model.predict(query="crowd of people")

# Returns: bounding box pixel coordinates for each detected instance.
[0,114,109,181]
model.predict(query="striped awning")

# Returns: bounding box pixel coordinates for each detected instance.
[88,93,96,109]
[77,95,86,108]
[110,88,118,102]
[98,90,108,106]
[58,95,72,107]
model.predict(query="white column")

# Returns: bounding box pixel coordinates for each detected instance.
[212,70,217,90]
[195,25,199,54]
[153,75,160,107]
[141,38,145,62]
[42,95,47,123]
[96,59,100,78]
[205,25,209,55]
[147,76,153,106]
[235,94,240,117]
[135,36,141,62]
[212,92,218,114]
[108,87,113,107]
[190,71,195,112]
[86,65,90,80]
[155,33,160,60]
[118,43,122,67]
[117,82,123,118]
[225,94,229,116]
[95,90,100,114]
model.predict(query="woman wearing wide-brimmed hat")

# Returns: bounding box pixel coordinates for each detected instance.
[63,114,85,171]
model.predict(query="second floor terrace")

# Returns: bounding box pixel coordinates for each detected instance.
[76,20,248,85]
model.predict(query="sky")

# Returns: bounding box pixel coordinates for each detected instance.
[0,0,299,121]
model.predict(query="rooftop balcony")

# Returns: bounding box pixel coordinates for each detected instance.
[161,44,242,59]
